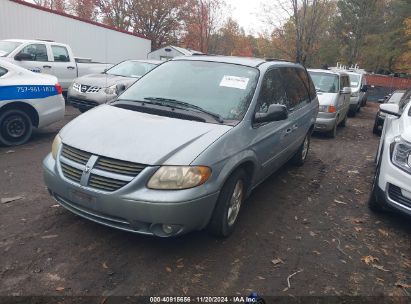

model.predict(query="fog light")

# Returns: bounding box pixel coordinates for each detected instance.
[162,224,179,234]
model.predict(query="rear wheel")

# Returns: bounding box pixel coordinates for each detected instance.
[0,109,33,146]
[340,114,348,127]
[208,169,247,237]
[292,131,311,166]
[327,120,338,138]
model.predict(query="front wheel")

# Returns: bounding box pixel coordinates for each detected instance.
[0,109,33,146]
[368,148,385,212]
[208,169,247,238]
[340,114,348,127]
[292,131,311,166]
[327,120,338,138]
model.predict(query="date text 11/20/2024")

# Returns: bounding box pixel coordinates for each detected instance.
[149,296,265,303]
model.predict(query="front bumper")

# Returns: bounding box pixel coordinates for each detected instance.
[314,114,336,132]
[43,154,219,237]
[377,145,411,216]
[67,88,116,110]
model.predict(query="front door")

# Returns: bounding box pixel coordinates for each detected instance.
[50,45,77,90]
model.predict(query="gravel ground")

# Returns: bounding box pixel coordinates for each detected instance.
[0,103,410,301]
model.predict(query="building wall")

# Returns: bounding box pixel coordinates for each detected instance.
[0,0,151,64]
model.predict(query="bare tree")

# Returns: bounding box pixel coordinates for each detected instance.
[32,0,68,11]
[262,0,331,64]
[95,0,131,30]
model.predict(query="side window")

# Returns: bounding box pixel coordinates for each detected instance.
[399,89,411,112]
[0,67,8,77]
[17,44,48,61]
[280,67,310,111]
[256,69,287,113]
[296,68,316,100]
[341,76,349,89]
[52,46,70,62]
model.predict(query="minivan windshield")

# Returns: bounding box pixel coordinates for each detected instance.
[308,72,339,93]
[106,60,157,78]
[0,41,22,57]
[348,73,361,88]
[118,60,259,121]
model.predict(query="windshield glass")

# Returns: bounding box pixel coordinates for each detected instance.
[106,61,157,78]
[119,60,259,121]
[0,41,22,57]
[387,92,405,104]
[348,73,361,88]
[308,72,339,93]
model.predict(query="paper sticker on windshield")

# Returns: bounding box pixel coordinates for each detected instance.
[220,75,249,90]
[351,81,358,86]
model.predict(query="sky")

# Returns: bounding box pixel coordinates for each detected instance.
[224,0,268,35]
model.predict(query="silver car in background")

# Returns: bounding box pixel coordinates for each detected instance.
[68,59,161,112]
[308,69,351,138]
[348,71,368,115]
[43,56,318,238]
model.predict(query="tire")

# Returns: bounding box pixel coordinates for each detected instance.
[368,146,385,212]
[327,120,338,138]
[348,109,356,117]
[208,169,247,238]
[356,103,361,113]
[340,114,348,127]
[292,131,311,166]
[79,108,88,113]
[0,109,33,147]
[373,120,380,135]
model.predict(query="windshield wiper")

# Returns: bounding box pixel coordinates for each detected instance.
[143,97,224,123]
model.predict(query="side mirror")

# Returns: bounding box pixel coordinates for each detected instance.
[14,53,32,61]
[361,84,368,92]
[380,103,400,117]
[340,87,351,94]
[116,84,126,94]
[254,104,288,124]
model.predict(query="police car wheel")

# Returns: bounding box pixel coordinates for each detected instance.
[0,110,33,146]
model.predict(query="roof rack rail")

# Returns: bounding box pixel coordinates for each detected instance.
[35,39,54,42]
[265,58,291,62]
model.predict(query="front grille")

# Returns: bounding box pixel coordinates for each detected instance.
[61,145,92,165]
[73,83,102,93]
[68,97,99,110]
[89,174,129,192]
[59,144,146,192]
[94,156,146,176]
[388,184,411,208]
[61,162,83,183]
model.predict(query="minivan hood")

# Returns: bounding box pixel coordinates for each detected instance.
[316,92,337,105]
[75,73,137,88]
[60,105,232,165]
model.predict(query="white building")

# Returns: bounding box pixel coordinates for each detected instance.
[0,0,151,63]
[147,46,203,61]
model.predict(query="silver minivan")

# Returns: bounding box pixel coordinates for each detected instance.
[43,56,318,238]
[308,69,351,137]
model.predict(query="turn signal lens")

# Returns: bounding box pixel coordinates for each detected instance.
[328,105,336,113]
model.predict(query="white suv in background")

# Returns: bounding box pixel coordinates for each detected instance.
[369,90,411,216]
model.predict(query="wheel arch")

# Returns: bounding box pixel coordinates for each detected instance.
[0,102,39,127]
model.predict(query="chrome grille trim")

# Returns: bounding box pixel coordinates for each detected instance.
[61,145,92,165]
[60,162,82,183]
[59,144,146,192]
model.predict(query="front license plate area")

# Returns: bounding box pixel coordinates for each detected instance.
[71,189,96,205]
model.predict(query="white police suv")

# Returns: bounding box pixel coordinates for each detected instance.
[0,59,65,146]
[369,90,411,216]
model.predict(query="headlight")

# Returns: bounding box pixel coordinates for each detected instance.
[104,84,118,95]
[391,136,411,174]
[51,134,62,160]
[147,166,211,190]
[351,91,359,97]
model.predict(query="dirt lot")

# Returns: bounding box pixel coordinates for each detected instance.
[0,104,410,300]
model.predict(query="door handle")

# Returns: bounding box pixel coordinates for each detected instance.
[43,65,52,69]
[284,128,292,136]
[292,124,298,130]
[67,66,75,70]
